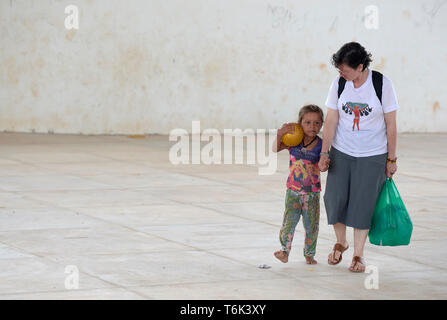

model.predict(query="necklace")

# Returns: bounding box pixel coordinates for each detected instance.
[302,136,318,148]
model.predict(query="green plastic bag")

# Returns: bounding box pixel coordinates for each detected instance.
[368,178,413,246]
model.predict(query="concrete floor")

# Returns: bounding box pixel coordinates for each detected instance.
[0,132,446,300]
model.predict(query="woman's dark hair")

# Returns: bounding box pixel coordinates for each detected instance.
[331,42,372,71]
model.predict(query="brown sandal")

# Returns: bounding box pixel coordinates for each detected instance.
[349,256,366,273]
[328,243,349,265]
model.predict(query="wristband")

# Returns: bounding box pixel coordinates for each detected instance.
[387,157,397,163]
[320,152,330,157]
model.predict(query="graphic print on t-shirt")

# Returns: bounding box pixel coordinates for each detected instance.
[341,102,373,131]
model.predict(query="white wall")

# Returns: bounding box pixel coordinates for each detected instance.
[1,0,446,134]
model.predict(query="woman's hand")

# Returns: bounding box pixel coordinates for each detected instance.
[386,162,397,178]
[319,155,330,172]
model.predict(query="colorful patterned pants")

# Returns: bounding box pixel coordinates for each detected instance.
[279,189,320,257]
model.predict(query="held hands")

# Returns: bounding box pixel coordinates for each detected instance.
[386,162,397,178]
[318,155,330,172]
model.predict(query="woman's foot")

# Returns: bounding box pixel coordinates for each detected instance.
[328,241,349,265]
[305,256,317,265]
[274,250,289,263]
[349,256,366,273]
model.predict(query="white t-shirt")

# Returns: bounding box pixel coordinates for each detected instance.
[325,69,399,157]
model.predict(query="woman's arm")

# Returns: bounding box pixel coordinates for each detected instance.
[384,111,397,177]
[319,108,339,171]
[384,111,397,159]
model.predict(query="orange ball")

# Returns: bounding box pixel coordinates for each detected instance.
[281,124,304,147]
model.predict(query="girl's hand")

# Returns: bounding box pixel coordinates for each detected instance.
[386,162,397,178]
[318,155,330,172]
[278,123,298,137]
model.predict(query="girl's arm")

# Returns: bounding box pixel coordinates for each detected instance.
[272,123,296,153]
[319,109,339,171]
[272,132,289,153]
[384,110,397,178]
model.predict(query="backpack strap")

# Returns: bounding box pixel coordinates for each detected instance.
[372,70,383,104]
[337,70,383,104]
[337,76,346,99]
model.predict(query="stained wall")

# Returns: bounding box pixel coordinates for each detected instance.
[1,0,446,134]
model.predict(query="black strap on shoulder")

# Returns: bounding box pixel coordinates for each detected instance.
[337,77,346,99]
[337,70,383,104]
[372,70,383,104]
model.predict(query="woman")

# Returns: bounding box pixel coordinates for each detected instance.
[319,42,398,272]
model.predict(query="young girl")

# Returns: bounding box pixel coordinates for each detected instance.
[273,104,324,265]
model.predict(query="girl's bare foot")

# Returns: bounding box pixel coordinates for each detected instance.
[274,250,288,263]
[305,256,317,265]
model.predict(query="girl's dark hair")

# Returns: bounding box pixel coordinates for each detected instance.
[331,42,372,71]
[298,104,324,125]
